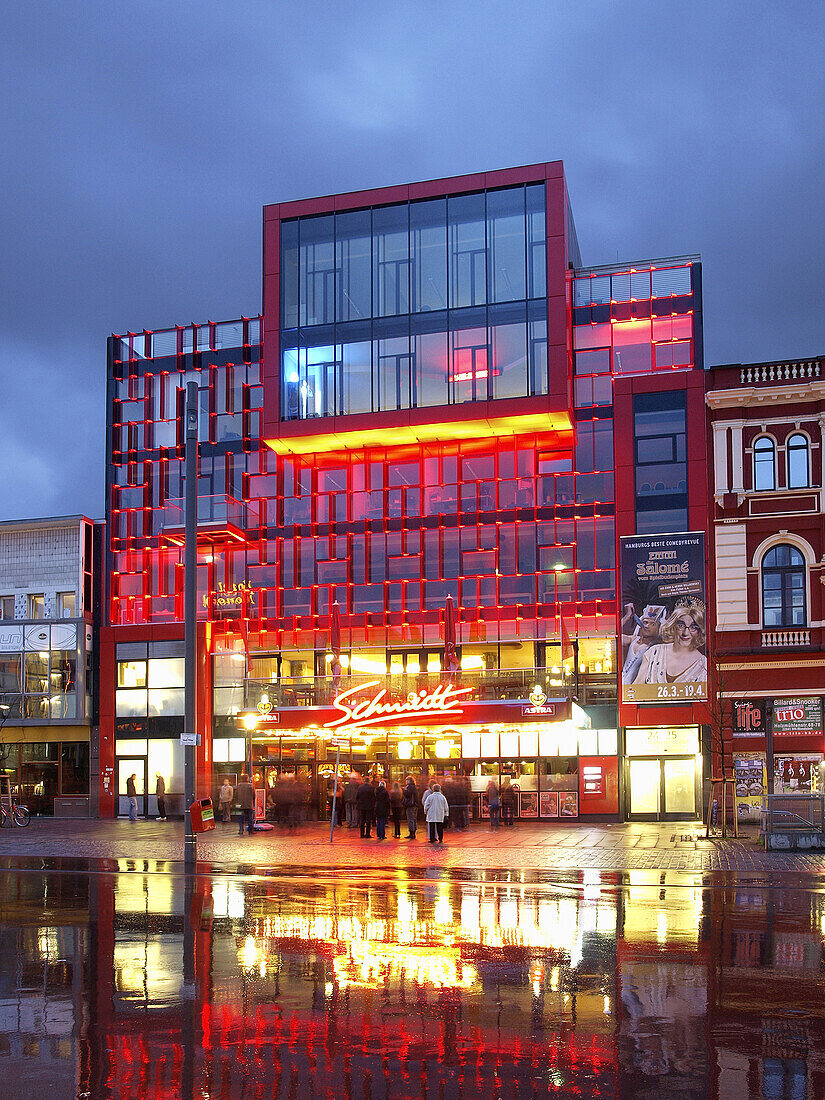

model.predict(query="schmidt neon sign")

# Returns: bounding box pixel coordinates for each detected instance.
[324,681,473,732]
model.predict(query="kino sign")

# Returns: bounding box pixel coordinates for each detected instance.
[324,681,473,732]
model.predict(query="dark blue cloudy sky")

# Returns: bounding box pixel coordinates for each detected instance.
[1,0,823,521]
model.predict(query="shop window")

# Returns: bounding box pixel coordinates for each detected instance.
[116,689,148,718]
[761,545,806,628]
[753,436,776,491]
[118,660,146,688]
[786,433,810,489]
[61,743,89,795]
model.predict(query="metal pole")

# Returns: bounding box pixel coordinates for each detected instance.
[184,380,198,869]
[765,698,775,797]
[329,743,340,844]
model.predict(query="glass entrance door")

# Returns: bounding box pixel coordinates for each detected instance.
[628,756,699,820]
[629,759,660,816]
[663,758,697,817]
[117,758,147,818]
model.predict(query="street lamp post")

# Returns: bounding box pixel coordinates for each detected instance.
[242,711,258,781]
[183,380,199,869]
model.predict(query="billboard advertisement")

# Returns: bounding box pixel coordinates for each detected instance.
[620,532,707,705]
[772,697,822,738]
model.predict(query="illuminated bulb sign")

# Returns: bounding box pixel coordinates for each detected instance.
[324,680,473,732]
[522,686,556,717]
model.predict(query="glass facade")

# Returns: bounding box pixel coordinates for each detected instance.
[280,185,548,418]
[102,162,707,824]
[632,390,688,534]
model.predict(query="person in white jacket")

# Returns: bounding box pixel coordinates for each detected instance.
[424,783,449,845]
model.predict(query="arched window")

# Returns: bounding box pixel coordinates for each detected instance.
[786,433,810,489]
[762,545,806,627]
[753,436,776,491]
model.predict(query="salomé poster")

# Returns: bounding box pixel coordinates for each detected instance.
[620,532,707,704]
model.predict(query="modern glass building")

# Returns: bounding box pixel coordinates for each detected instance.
[101,161,710,822]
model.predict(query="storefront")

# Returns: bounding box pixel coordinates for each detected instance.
[234,681,622,823]
[624,726,702,821]
[731,696,823,825]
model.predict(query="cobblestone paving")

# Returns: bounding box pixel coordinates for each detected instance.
[2,818,825,875]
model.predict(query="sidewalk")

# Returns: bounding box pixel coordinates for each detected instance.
[1,817,823,874]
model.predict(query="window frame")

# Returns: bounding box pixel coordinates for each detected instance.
[786,432,810,490]
[761,543,807,628]
[752,435,776,492]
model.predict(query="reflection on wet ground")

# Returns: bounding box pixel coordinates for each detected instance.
[1,864,824,1098]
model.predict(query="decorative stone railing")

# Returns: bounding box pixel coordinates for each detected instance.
[761,629,811,648]
[741,362,820,384]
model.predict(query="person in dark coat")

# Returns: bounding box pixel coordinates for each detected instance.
[356,778,376,838]
[402,776,419,839]
[389,781,404,838]
[343,774,360,828]
[374,781,391,841]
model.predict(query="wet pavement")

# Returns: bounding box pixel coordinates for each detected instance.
[1,817,825,874]
[1,853,825,1098]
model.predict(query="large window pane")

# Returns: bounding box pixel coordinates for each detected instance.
[411,199,447,312]
[340,339,372,414]
[491,318,527,400]
[526,183,546,298]
[414,319,448,407]
[487,187,526,302]
[281,220,300,329]
[335,209,372,321]
[373,205,410,317]
[300,215,336,326]
[449,193,486,308]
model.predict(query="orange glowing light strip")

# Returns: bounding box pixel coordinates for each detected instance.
[265,409,573,456]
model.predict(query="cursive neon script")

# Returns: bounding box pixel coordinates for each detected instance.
[324,680,473,731]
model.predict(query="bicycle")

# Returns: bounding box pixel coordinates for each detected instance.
[0,798,30,828]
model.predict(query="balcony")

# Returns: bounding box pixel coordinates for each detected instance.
[761,629,811,648]
[159,495,258,547]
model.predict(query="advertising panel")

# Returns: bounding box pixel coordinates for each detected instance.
[733,754,765,821]
[732,699,767,738]
[772,697,822,738]
[620,532,707,704]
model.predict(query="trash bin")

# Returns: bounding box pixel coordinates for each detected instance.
[189,797,216,833]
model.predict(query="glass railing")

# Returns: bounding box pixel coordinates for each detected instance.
[159,495,259,532]
[237,668,616,710]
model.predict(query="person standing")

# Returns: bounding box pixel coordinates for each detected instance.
[425,783,449,844]
[374,781,391,841]
[500,778,516,826]
[486,778,500,829]
[356,777,376,838]
[236,773,255,836]
[343,774,359,828]
[126,773,138,822]
[218,778,234,823]
[402,777,419,839]
[155,773,167,821]
[389,781,404,838]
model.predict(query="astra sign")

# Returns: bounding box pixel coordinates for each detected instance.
[324,681,473,732]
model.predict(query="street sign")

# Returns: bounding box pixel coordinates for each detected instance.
[181,732,200,746]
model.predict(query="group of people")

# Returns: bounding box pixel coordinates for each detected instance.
[484,777,517,828]
[215,770,521,840]
[334,774,475,845]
